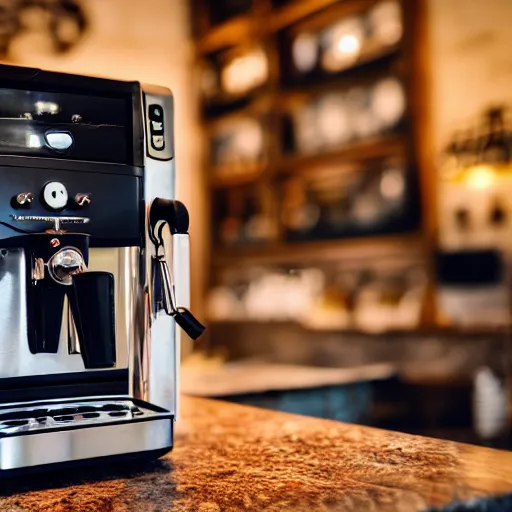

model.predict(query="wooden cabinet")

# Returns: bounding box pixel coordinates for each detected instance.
[190,0,435,339]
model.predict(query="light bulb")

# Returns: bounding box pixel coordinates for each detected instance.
[465,165,496,190]
[337,34,360,55]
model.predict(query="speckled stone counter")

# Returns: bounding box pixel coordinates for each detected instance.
[1,396,512,511]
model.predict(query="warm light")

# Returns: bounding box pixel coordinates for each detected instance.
[234,119,264,159]
[465,165,496,189]
[321,18,364,72]
[337,34,360,55]
[317,93,351,146]
[380,169,405,199]
[221,49,268,95]
[371,78,406,128]
[292,32,318,73]
[369,1,403,46]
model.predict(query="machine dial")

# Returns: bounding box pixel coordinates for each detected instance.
[74,193,92,207]
[42,182,68,211]
[47,248,87,285]
[12,192,34,208]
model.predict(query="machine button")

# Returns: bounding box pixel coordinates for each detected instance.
[12,192,34,208]
[74,193,92,207]
[148,104,164,121]
[42,182,68,211]
[151,120,164,133]
[45,131,73,151]
[151,135,165,151]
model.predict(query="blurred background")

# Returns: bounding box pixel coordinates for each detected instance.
[2,0,512,449]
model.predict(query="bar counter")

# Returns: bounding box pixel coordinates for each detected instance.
[1,396,512,511]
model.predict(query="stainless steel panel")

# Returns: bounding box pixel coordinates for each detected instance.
[0,398,164,434]
[0,396,173,470]
[88,247,140,371]
[0,419,172,470]
[133,85,178,416]
[0,247,138,378]
[0,248,27,378]
[67,304,80,354]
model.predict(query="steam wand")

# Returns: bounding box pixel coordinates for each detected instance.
[149,198,205,340]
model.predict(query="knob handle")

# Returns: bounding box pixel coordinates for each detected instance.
[173,307,206,341]
[47,248,87,285]
[74,193,92,207]
[149,198,189,246]
[12,192,34,208]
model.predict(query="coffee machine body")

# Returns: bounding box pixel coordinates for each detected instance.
[0,65,202,474]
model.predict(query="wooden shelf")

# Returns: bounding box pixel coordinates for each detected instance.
[210,164,268,188]
[212,232,427,266]
[196,0,345,55]
[207,319,512,338]
[269,0,363,33]
[207,136,404,188]
[197,15,252,55]
[279,45,401,96]
[207,319,422,335]
[277,135,406,173]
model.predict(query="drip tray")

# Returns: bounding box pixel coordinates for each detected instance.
[0,398,166,435]
[0,397,174,472]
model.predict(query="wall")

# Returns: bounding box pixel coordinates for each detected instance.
[2,0,206,356]
[428,0,512,257]
[428,0,512,151]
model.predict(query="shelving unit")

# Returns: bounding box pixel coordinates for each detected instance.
[194,0,393,55]
[277,134,406,173]
[212,232,426,266]
[190,0,435,341]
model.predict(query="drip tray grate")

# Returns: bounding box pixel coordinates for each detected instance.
[0,398,170,436]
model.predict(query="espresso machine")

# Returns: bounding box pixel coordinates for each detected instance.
[0,64,204,474]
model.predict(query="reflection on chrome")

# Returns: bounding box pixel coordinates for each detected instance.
[27,134,42,148]
[34,101,59,115]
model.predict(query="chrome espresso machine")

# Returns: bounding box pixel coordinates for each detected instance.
[0,64,204,474]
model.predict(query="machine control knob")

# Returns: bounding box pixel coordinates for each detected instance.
[12,192,34,208]
[47,248,87,285]
[74,193,92,207]
[42,182,68,211]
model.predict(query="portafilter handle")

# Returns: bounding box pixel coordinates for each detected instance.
[69,271,116,369]
[149,198,205,340]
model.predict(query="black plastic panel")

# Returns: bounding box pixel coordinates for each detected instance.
[0,155,143,177]
[0,88,130,164]
[0,370,128,404]
[0,166,141,246]
[436,250,503,286]
[0,64,144,167]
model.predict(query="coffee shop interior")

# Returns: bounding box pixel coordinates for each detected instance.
[2,0,512,449]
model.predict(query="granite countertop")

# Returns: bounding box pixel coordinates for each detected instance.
[181,361,396,396]
[1,396,512,511]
